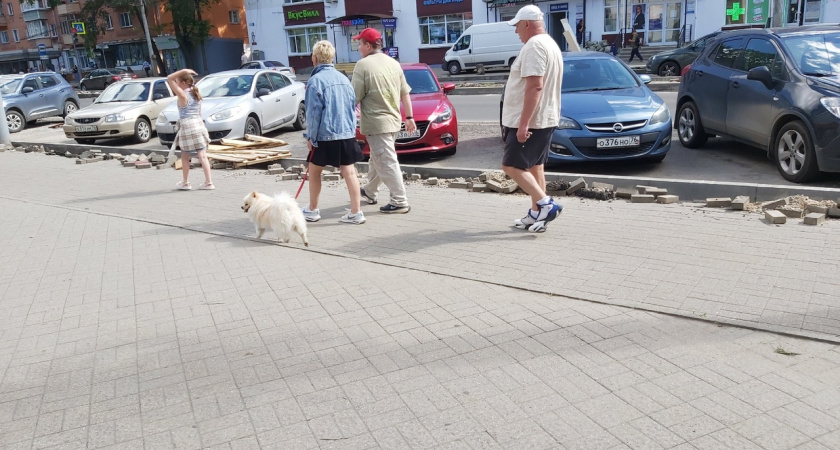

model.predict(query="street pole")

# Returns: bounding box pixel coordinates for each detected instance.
[139,0,157,75]
[0,91,12,147]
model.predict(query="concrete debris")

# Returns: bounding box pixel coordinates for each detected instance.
[765,210,786,224]
[630,194,655,203]
[410,173,422,180]
[778,207,805,219]
[449,181,469,189]
[656,194,679,204]
[760,198,787,210]
[644,187,668,197]
[636,185,658,194]
[280,173,298,181]
[486,179,519,194]
[322,174,340,181]
[565,178,586,196]
[471,183,487,192]
[267,168,285,175]
[615,187,636,199]
[576,187,614,200]
[426,177,439,185]
[135,161,152,169]
[731,195,750,210]
[148,153,166,164]
[804,213,826,226]
[828,207,840,218]
[591,181,614,191]
[546,180,571,193]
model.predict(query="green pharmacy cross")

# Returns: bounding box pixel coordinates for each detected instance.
[727,2,746,20]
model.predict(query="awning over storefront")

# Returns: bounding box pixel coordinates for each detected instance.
[152,36,180,50]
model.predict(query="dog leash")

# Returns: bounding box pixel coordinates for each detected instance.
[293,148,314,200]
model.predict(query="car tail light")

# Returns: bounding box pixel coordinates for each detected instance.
[681,64,691,78]
[290,67,296,74]
[111,76,121,81]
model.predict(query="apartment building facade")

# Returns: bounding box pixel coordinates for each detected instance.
[245,0,840,73]
[0,0,249,75]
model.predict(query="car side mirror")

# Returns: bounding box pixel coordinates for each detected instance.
[21,86,34,94]
[257,87,270,97]
[153,93,164,100]
[442,82,456,93]
[747,65,774,89]
[639,74,652,84]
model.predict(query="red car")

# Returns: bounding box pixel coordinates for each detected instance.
[356,63,458,156]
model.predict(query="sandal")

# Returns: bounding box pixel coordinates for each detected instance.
[176,181,192,191]
[198,182,215,190]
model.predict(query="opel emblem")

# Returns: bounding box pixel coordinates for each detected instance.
[613,123,623,132]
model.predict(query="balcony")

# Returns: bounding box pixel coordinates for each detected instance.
[56,3,81,16]
[61,33,74,45]
[23,10,48,21]
[0,15,7,28]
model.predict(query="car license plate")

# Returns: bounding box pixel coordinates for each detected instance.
[397,129,421,139]
[75,125,98,132]
[596,135,640,148]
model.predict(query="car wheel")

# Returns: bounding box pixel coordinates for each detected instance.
[134,118,152,143]
[677,101,708,148]
[292,103,306,130]
[63,100,78,117]
[448,61,462,75]
[658,61,680,77]
[75,139,95,145]
[80,82,88,91]
[6,110,24,133]
[775,121,820,183]
[245,116,261,136]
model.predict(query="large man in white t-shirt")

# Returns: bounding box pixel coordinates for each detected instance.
[501,5,564,233]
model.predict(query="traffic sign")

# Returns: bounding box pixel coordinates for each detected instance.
[71,22,85,35]
[38,43,48,60]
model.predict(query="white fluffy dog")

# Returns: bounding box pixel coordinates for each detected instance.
[241,191,309,247]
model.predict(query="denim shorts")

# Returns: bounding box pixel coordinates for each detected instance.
[502,127,553,170]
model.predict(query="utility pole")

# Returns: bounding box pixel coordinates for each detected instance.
[0,92,11,147]
[139,0,157,75]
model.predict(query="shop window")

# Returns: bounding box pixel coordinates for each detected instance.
[287,26,327,55]
[604,0,619,32]
[419,13,472,46]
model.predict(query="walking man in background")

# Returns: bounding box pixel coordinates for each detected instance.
[142,60,151,77]
[501,5,563,233]
[351,27,414,214]
[628,29,644,62]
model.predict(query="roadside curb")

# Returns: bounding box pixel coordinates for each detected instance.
[15,141,840,203]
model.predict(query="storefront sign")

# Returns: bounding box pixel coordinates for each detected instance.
[422,0,463,5]
[287,9,320,21]
[549,3,569,12]
[381,18,397,29]
[386,47,399,59]
[341,18,366,26]
[726,2,746,21]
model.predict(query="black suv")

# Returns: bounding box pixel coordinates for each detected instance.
[675,25,840,183]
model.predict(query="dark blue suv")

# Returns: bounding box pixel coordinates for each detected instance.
[676,25,840,183]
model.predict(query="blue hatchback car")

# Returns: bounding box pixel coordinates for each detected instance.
[547,52,671,163]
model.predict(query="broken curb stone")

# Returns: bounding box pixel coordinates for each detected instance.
[706,197,732,208]
[565,177,586,196]
[615,187,636,199]
[731,195,750,210]
[426,177,439,185]
[486,179,518,194]
[630,194,655,203]
[765,210,786,224]
[804,213,826,226]
[656,194,679,204]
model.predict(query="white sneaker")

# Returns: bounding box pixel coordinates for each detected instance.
[302,206,321,222]
[514,210,538,229]
[339,211,366,224]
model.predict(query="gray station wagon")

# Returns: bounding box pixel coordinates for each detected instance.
[1,72,81,133]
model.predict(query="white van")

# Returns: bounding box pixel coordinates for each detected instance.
[443,22,524,75]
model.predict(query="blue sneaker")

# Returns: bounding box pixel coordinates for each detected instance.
[535,198,562,222]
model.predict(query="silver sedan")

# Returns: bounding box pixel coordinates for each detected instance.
[155,69,306,147]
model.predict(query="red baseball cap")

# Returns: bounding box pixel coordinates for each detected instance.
[352,28,381,43]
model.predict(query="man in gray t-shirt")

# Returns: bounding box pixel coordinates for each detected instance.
[501,5,563,233]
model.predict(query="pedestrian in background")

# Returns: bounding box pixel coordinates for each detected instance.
[167,68,214,191]
[351,27,414,214]
[301,40,366,224]
[628,29,644,63]
[142,60,151,77]
[72,65,80,85]
[500,5,563,233]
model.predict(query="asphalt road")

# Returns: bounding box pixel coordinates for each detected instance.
[12,93,840,188]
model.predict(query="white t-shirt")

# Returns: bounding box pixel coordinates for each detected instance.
[501,33,563,130]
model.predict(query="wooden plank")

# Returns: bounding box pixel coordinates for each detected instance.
[234,153,291,168]
[209,150,290,156]
[207,154,247,162]
[243,134,288,146]
[218,138,262,148]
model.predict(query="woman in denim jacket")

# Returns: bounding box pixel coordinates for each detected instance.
[302,40,366,224]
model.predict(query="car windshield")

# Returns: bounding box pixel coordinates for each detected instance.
[196,75,254,97]
[0,78,21,95]
[264,61,285,68]
[96,82,150,103]
[562,58,639,92]
[781,32,840,76]
[404,69,440,94]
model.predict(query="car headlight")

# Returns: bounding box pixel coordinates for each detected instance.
[210,106,242,121]
[557,115,581,130]
[64,116,73,125]
[156,113,167,125]
[649,104,670,125]
[433,106,452,124]
[104,114,125,122]
[820,97,840,119]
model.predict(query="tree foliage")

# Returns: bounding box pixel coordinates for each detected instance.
[165,0,220,70]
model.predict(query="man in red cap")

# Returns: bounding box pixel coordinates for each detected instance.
[351,27,414,214]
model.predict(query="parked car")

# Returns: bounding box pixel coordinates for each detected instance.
[1,72,81,133]
[156,69,306,147]
[499,51,671,164]
[443,22,523,75]
[80,68,136,91]
[63,78,176,144]
[239,60,296,80]
[646,32,720,76]
[676,25,840,183]
[355,63,458,157]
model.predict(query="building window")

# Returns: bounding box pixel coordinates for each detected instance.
[50,24,56,37]
[12,29,18,42]
[60,14,75,35]
[419,14,472,46]
[0,31,7,44]
[229,10,239,24]
[7,3,12,15]
[26,20,49,39]
[105,14,113,30]
[604,0,619,32]
[287,26,327,55]
[284,0,310,4]
[120,12,132,28]
[20,0,47,12]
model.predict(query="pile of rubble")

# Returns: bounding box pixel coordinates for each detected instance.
[706,195,840,226]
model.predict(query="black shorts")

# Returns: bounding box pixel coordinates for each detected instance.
[310,138,364,167]
[502,127,553,170]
